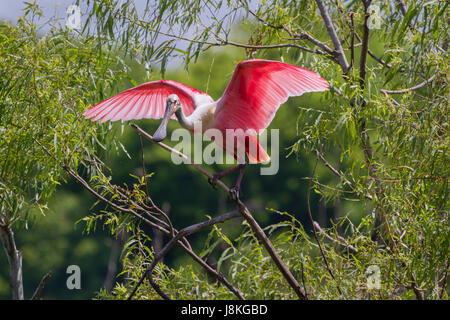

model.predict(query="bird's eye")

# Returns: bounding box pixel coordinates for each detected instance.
[168,95,179,104]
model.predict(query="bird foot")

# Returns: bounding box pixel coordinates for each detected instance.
[229,186,240,201]
[208,174,221,190]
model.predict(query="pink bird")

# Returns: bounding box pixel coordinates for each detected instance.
[84,59,328,199]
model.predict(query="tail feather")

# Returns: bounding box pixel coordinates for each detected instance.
[245,135,270,164]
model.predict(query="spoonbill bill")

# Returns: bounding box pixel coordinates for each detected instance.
[84,59,328,198]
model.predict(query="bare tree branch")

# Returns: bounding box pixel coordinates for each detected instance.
[410,272,425,300]
[396,0,408,16]
[128,211,242,300]
[31,272,51,300]
[396,0,415,32]
[315,0,350,73]
[290,31,335,55]
[438,261,449,300]
[353,32,392,69]
[177,239,245,300]
[0,222,24,300]
[217,38,332,57]
[84,164,243,299]
[127,10,331,62]
[240,0,337,61]
[380,75,436,94]
[368,50,392,68]
[131,123,308,300]
[138,133,175,237]
[349,12,355,71]
[359,0,372,89]
[346,1,387,244]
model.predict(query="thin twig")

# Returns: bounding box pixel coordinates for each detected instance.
[34,138,173,233]
[380,206,399,253]
[177,240,244,299]
[128,211,242,300]
[300,260,308,299]
[349,12,355,71]
[31,272,52,300]
[380,75,436,94]
[306,156,342,296]
[368,50,391,68]
[315,149,373,201]
[139,134,150,197]
[147,275,171,300]
[313,221,358,254]
[353,32,392,69]
[89,155,175,234]
[138,133,174,237]
[66,166,157,228]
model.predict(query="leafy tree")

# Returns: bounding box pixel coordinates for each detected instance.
[0,3,128,299]
[0,0,448,300]
[81,0,448,300]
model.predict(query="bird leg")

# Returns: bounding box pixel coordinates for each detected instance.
[230,164,246,200]
[208,164,246,199]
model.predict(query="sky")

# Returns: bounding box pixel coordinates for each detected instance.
[0,1,151,32]
[0,0,251,68]
[0,0,241,43]
[0,0,73,24]
[0,0,198,67]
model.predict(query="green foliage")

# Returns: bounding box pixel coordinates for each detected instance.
[100,210,439,300]
[87,0,448,300]
[0,0,448,300]
[0,3,129,298]
[0,5,127,225]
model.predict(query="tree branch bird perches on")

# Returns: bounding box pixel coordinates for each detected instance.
[84,59,328,199]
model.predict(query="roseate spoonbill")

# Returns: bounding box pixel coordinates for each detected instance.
[84,59,328,198]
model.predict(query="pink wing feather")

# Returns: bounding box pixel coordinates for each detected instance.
[213,60,329,133]
[84,80,211,123]
[212,59,328,163]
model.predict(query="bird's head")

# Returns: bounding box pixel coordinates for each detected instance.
[153,94,181,142]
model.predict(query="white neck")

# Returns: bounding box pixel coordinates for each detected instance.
[175,108,195,130]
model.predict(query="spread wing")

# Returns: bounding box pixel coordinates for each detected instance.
[213,60,328,134]
[84,80,213,123]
